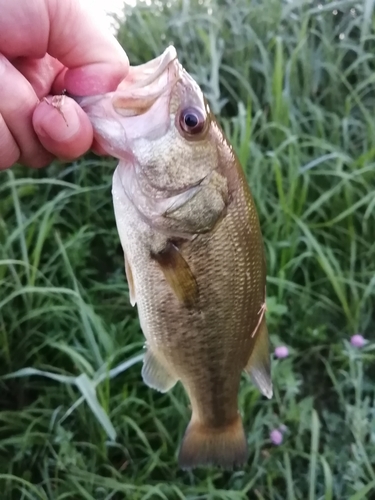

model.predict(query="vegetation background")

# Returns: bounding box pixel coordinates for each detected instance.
[0,0,374,498]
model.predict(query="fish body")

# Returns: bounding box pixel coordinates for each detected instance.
[78,46,272,469]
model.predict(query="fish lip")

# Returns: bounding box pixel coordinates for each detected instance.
[111,45,181,117]
[124,45,178,90]
[67,46,180,112]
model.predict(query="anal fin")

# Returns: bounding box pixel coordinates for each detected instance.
[142,348,178,393]
[151,241,199,308]
[124,253,136,306]
[244,316,273,399]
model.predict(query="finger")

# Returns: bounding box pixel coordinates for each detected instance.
[0,0,49,58]
[33,96,93,160]
[0,0,129,95]
[0,54,54,168]
[0,113,20,170]
[49,0,129,95]
[12,54,64,99]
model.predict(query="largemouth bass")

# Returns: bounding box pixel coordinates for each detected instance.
[77,46,272,469]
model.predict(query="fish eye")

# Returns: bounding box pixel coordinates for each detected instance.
[179,107,206,135]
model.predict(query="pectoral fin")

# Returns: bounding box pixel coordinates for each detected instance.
[124,253,136,306]
[142,348,178,393]
[151,242,199,308]
[244,317,273,399]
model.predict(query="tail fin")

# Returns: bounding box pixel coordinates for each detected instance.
[178,414,248,470]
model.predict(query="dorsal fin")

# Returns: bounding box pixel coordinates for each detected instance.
[244,315,272,399]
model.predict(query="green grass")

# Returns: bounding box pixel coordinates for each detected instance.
[1,0,375,498]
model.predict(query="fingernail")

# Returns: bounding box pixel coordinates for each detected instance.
[38,99,81,142]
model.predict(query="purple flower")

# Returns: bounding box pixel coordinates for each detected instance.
[350,334,366,348]
[270,429,283,445]
[274,346,289,358]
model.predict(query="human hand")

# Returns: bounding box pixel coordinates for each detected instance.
[0,0,129,170]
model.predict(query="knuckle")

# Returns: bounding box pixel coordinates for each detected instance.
[0,130,20,170]
[20,152,54,169]
[0,154,19,170]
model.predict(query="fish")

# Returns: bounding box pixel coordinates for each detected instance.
[76,46,272,470]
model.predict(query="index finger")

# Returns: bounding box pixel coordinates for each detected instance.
[0,0,129,95]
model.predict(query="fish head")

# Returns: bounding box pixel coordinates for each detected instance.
[76,46,220,182]
[78,46,229,235]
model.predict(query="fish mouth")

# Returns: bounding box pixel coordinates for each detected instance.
[71,46,182,160]
[111,45,181,117]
